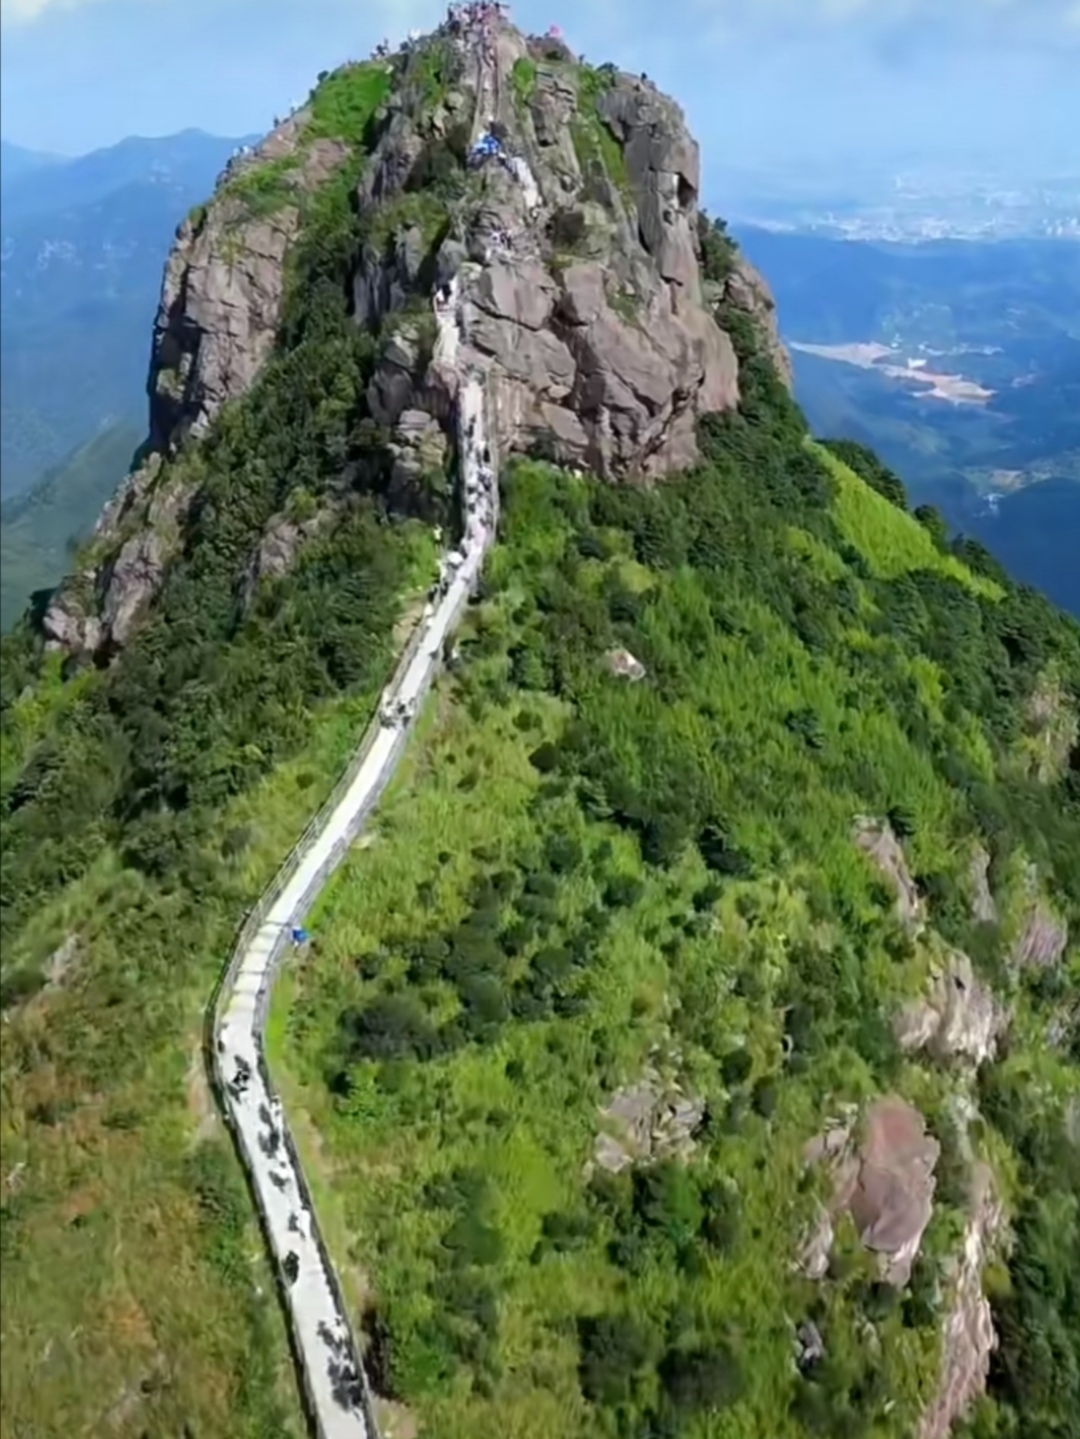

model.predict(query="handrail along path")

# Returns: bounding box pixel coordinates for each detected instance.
[208,23,509,1439]
[210,288,499,1439]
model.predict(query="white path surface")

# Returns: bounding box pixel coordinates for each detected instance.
[432,274,460,367]
[508,153,541,214]
[215,285,498,1435]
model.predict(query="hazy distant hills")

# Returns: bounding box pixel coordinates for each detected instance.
[0,421,141,630]
[0,129,252,500]
[0,140,64,188]
[735,224,1080,616]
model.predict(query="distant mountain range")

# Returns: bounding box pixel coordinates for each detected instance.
[0,139,65,187]
[0,129,253,500]
[734,224,1080,617]
[0,420,142,630]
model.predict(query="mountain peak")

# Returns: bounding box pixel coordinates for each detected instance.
[40,13,789,662]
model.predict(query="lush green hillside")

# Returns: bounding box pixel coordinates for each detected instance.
[1,53,1078,1439]
[269,345,1080,1439]
[0,421,141,630]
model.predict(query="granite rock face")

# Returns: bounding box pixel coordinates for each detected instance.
[149,119,351,454]
[895,950,1007,1066]
[356,26,743,483]
[594,1068,705,1174]
[802,1096,940,1287]
[43,114,352,660]
[854,816,926,934]
[918,1165,1005,1439]
[41,25,787,660]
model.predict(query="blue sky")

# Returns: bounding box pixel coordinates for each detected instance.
[1,0,1078,177]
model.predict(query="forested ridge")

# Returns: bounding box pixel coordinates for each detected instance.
[1,44,1079,1439]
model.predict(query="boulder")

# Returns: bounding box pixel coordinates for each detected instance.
[803,1097,939,1287]
[854,816,925,934]
[846,1098,939,1285]
[895,951,1006,1065]
[386,409,450,516]
[605,648,647,681]
[594,1069,705,1173]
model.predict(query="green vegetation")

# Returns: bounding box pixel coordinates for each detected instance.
[609,285,641,326]
[220,61,394,222]
[410,37,463,110]
[363,190,453,262]
[573,64,630,200]
[223,153,303,219]
[698,211,739,285]
[306,60,393,142]
[268,325,1080,1438]
[511,56,537,109]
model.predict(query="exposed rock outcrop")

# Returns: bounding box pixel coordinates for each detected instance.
[895,950,1006,1065]
[918,1165,1005,1439]
[803,1096,940,1287]
[359,28,741,482]
[593,1068,705,1174]
[1011,868,1069,969]
[43,453,197,657]
[150,118,351,454]
[40,29,773,661]
[854,816,925,934]
[718,255,793,390]
[238,504,341,611]
[969,845,998,926]
[43,114,355,661]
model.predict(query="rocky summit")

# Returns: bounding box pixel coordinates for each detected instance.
[41,22,782,664]
[2,12,1079,1439]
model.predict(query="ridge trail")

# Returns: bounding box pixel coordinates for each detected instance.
[209,27,507,1437]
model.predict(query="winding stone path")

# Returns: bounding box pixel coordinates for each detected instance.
[210,25,522,1437]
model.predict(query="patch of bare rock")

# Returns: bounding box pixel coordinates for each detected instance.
[605,647,647,681]
[1011,865,1069,969]
[593,1066,706,1175]
[801,1096,939,1287]
[969,845,998,926]
[895,950,1007,1066]
[853,815,925,934]
[917,1163,1005,1439]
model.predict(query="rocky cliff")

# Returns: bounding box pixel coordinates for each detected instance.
[39,26,789,664]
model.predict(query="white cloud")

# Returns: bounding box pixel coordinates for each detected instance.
[0,0,93,22]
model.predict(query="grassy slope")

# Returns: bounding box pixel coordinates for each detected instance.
[270,414,1079,1439]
